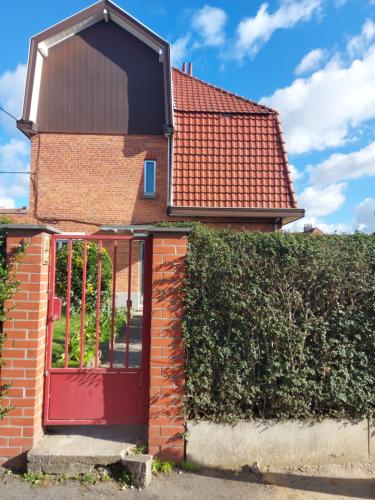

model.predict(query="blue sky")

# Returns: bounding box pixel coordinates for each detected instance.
[0,0,374,232]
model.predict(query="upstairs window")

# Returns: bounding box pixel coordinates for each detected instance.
[144,160,156,197]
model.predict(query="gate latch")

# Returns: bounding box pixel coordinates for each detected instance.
[51,297,62,321]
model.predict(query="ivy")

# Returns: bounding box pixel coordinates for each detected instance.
[0,217,24,419]
[183,225,375,422]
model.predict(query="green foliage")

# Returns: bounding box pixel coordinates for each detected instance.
[52,307,127,367]
[179,460,199,472]
[152,459,174,474]
[184,225,375,422]
[0,220,24,420]
[55,241,113,313]
[75,472,97,485]
[130,444,148,455]
[22,471,50,487]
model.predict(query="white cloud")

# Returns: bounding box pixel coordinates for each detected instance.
[172,34,191,67]
[261,40,375,154]
[286,215,352,233]
[347,19,375,57]
[0,139,29,208]
[295,141,375,227]
[297,183,346,217]
[309,140,375,186]
[0,64,27,132]
[295,48,326,75]
[192,5,227,47]
[355,197,375,233]
[0,188,16,209]
[234,0,321,60]
[289,164,303,181]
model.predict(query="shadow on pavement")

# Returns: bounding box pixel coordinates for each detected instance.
[195,466,375,499]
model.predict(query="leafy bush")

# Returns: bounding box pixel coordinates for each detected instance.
[184,225,375,422]
[53,306,128,367]
[0,217,23,419]
[55,241,113,312]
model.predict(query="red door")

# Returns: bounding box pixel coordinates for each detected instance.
[44,234,152,425]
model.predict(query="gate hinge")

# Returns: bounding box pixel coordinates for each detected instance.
[44,370,49,377]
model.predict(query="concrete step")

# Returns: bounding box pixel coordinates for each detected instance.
[28,425,151,487]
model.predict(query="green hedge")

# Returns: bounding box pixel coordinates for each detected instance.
[183,225,375,422]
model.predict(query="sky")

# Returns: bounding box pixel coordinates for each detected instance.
[0,0,374,233]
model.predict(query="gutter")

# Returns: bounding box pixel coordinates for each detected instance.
[168,206,305,224]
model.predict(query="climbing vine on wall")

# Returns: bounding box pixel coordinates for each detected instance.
[0,217,24,419]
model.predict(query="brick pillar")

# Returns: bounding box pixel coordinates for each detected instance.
[0,228,53,468]
[148,233,187,461]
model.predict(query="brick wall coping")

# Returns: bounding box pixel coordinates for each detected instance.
[0,224,62,234]
[101,224,193,235]
[0,209,28,215]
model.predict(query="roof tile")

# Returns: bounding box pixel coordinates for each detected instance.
[172,69,297,209]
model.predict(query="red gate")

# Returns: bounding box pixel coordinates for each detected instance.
[44,234,152,425]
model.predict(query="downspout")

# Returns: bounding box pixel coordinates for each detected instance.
[273,217,282,232]
[167,133,174,208]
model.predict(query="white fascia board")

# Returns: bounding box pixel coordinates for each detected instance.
[29,51,43,123]
[109,12,162,53]
[109,0,169,46]
[31,0,101,39]
[40,13,102,52]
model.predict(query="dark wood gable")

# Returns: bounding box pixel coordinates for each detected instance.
[36,20,165,135]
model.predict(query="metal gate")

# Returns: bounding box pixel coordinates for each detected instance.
[44,234,152,425]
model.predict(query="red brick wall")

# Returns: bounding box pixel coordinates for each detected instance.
[28,133,168,232]
[148,234,186,461]
[0,231,50,468]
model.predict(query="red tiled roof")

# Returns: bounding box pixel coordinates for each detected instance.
[171,69,297,210]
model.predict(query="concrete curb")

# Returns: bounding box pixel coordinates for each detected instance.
[187,419,374,469]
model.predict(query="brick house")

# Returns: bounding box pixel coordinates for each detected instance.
[12,0,303,233]
[0,0,303,469]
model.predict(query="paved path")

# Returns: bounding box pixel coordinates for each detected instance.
[1,463,374,499]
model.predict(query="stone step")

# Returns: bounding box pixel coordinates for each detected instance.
[27,425,151,487]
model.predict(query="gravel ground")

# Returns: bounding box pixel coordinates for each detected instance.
[0,462,374,499]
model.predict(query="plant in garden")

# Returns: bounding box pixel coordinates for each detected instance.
[55,241,113,312]
[53,306,128,367]
[183,224,375,422]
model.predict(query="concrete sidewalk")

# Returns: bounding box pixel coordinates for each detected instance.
[1,462,374,499]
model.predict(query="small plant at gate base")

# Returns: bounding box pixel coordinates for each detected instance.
[22,471,50,487]
[152,459,174,474]
[179,460,199,472]
[75,471,97,485]
[130,444,148,455]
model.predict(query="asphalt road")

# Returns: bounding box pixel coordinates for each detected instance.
[1,463,374,500]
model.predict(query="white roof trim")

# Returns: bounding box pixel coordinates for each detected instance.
[29,51,43,123]
[35,3,166,56]
[39,13,102,55]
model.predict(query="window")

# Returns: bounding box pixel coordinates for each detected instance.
[144,160,156,197]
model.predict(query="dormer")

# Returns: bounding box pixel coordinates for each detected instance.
[17,0,173,137]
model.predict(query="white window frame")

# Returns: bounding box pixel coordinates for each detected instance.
[144,160,156,197]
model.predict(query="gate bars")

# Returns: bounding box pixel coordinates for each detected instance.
[45,234,151,372]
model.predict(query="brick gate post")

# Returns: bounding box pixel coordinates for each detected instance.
[148,229,190,461]
[0,225,60,468]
